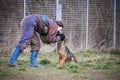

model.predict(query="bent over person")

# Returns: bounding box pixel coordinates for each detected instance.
[8,14,65,68]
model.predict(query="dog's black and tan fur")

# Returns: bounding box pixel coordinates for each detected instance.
[57,39,77,68]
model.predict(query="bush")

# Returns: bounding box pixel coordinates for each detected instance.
[19,67,26,71]
[65,63,79,73]
[39,58,50,65]
[110,50,120,55]
[93,64,112,70]
[82,49,96,57]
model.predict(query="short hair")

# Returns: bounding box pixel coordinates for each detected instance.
[55,21,64,28]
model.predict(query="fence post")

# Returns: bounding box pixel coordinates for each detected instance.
[86,0,89,51]
[113,0,116,50]
[24,0,26,18]
[55,0,62,53]
[56,0,62,21]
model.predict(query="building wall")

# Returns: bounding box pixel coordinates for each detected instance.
[0,0,120,51]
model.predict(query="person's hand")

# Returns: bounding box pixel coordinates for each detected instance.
[56,35,61,42]
[56,31,61,36]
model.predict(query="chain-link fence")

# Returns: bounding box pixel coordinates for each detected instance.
[0,0,120,53]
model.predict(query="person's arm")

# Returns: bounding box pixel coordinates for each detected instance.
[47,21,60,43]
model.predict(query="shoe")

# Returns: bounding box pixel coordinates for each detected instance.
[8,48,21,67]
[30,50,44,68]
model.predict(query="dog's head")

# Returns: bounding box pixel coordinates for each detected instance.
[57,39,67,50]
[57,38,67,46]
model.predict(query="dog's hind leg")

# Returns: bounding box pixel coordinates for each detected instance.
[71,57,77,63]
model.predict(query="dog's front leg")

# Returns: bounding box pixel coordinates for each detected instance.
[58,54,66,68]
[57,56,61,68]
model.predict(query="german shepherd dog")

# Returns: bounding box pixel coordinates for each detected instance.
[57,39,77,68]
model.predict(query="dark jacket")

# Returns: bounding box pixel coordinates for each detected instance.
[33,14,58,43]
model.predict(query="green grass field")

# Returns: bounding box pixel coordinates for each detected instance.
[0,50,120,80]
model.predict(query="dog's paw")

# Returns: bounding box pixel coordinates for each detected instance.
[56,66,62,69]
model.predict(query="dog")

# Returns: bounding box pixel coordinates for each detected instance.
[57,39,77,68]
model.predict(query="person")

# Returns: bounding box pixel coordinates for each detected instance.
[8,14,65,68]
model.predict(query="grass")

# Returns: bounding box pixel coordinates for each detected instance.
[64,62,79,73]
[93,63,112,70]
[0,50,120,80]
[39,58,50,65]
